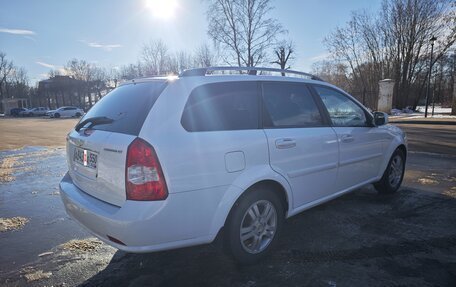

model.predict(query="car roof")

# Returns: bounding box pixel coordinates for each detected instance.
[180,66,323,80]
[119,67,328,87]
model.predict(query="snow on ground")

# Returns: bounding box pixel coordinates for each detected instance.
[415,106,452,114]
[390,106,456,119]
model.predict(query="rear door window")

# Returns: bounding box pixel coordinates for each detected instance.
[79,81,167,135]
[262,82,324,128]
[181,81,259,132]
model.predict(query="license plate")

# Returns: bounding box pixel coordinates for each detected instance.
[73,147,98,169]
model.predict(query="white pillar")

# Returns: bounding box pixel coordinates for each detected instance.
[378,79,395,114]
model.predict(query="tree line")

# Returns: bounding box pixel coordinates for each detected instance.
[314,0,455,110]
[0,53,30,106]
[0,42,220,112]
[0,0,454,114]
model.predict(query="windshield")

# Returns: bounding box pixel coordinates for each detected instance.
[78,81,167,136]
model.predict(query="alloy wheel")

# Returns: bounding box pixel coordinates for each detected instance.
[388,155,403,187]
[240,199,277,254]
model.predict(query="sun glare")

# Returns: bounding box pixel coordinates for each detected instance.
[145,0,178,20]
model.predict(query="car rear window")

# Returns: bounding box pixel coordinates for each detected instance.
[181,81,259,132]
[78,81,167,135]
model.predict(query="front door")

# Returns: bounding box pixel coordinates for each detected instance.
[312,85,384,191]
[262,82,339,209]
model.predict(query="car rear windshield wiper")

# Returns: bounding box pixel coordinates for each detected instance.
[75,116,114,132]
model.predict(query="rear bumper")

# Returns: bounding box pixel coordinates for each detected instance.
[59,172,224,252]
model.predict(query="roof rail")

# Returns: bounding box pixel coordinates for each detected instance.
[179,66,324,81]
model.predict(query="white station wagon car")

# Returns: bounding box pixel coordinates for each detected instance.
[60,67,407,264]
[47,106,84,118]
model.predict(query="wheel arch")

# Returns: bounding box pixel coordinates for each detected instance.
[397,144,407,160]
[233,180,289,217]
[377,142,407,179]
[209,168,293,241]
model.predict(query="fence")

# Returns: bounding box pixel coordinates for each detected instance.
[349,90,378,111]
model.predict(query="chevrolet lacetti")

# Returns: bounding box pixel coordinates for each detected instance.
[59,67,407,264]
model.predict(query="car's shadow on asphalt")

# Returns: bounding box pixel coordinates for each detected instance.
[80,186,456,287]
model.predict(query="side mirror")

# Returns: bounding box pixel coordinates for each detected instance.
[373,111,388,126]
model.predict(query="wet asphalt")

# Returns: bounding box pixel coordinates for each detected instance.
[0,124,455,286]
[0,147,89,270]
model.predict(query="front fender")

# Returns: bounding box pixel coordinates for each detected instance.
[377,124,407,178]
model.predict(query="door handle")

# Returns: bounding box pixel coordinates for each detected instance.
[275,138,296,149]
[340,134,354,143]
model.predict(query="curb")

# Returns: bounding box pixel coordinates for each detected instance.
[390,120,456,125]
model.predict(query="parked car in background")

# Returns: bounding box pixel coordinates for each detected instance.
[47,106,84,118]
[19,107,49,117]
[60,67,407,264]
[10,108,26,117]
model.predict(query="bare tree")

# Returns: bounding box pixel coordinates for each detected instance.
[48,69,63,78]
[207,0,284,67]
[0,52,14,104]
[65,59,92,81]
[92,67,108,102]
[65,59,95,108]
[324,0,456,109]
[6,67,29,99]
[117,62,145,80]
[311,60,352,92]
[0,53,32,113]
[168,51,194,74]
[141,39,170,76]
[194,43,217,67]
[271,40,294,75]
[325,16,372,95]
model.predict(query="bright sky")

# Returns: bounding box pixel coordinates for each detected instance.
[0,0,382,84]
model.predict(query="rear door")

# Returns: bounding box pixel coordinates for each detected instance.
[262,82,339,209]
[312,85,384,191]
[173,81,268,193]
[67,81,167,206]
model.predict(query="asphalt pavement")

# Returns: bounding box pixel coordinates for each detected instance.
[395,123,456,156]
[0,123,455,287]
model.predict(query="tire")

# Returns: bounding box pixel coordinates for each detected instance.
[374,148,405,194]
[224,186,284,264]
[75,112,81,117]
[54,113,60,118]
[29,113,34,117]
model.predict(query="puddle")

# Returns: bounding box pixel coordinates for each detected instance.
[0,147,58,183]
[44,217,65,225]
[0,146,89,274]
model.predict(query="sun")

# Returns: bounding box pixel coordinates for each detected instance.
[145,0,178,20]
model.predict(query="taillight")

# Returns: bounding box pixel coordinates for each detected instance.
[126,138,168,201]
